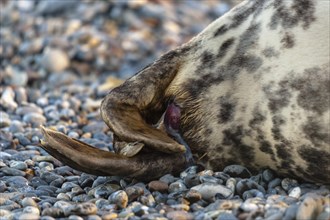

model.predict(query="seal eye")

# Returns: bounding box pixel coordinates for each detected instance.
[164,102,181,134]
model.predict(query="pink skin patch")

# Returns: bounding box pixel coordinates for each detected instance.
[164,102,181,134]
[164,102,194,166]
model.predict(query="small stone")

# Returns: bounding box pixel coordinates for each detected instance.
[125,186,144,202]
[262,169,276,182]
[191,183,233,201]
[283,204,298,220]
[40,172,65,184]
[65,203,98,216]
[184,189,202,203]
[18,213,40,220]
[21,197,38,207]
[14,87,28,104]
[169,181,187,193]
[86,215,102,220]
[42,48,70,72]
[184,174,201,188]
[23,206,40,215]
[236,179,265,197]
[148,180,168,193]
[288,187,301,198]
[281,178,299,191]
[216,213,238,220]
[1,87,18,110]
[41,207,64,218]
[0,210,13,220]
[109,190,128,209]
[223,165,252,178]
[226,178,236,193]
[166,210,193,220]
[57,193,71,200]
[9,120,24,133]
[160,174,177,184]
[1,167,26,176]
[296,197,318,220]
[101,213,118,220]
[0,111,11,128]
[88,183,121,198]
[10,161,27,170]
[23,113,46,127]
[139,194,156,207]
[68,215,84,220]
[0,180,7,192]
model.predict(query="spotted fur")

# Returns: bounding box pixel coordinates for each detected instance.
[41,0,330,183]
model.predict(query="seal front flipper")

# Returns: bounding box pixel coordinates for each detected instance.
[101,47,191,154]
[39,126,188,180]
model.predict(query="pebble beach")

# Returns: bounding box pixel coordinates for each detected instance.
[0,1,329,220]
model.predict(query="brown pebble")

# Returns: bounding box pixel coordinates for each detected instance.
[184,189,202,203]
[102,213,118,220]
[148,180,168,193]
[166,210,194,220]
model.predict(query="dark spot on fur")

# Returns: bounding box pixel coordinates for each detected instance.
[222,126,255,164]
[225,23,263,75]
[249,107,266,129]
[281,32,295,48]
[271,115,287,142]
[230,0,265,29]
[201,51,215,68]
[264,80,292,113]
[269,0,316,30]
[217,37,235,59]
[213,1,265,38]
[262,47,279,58]
[259,140,274,155]
[303,117,330,146]
[275,143,291,160]
[214,24,229,37]
[184,72,224,99]
[218,96,236,123]
[298,145,330,181]
[291,67,330,114]
[229,54,263,73]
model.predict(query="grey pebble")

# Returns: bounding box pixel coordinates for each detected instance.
[0,111,11,128]
[9,161,27,170]
[1,87,18,110]
[108,190,128,209]
[1,167,26,177]
[9,120,25,133]
[23,113,46,127]
[281,178,299,191]
[42,48,70,73]
[41,207,64,218]
[40,171,65,184]
[21,197,38,208]
[17,213,40,220]
[88,182,120,198]
[64,202,97,216]
[223,165,252,178]
[191,183,233,201]
[288,186,301,198]
[168,181,187,193]
[23,206,40,215]
[68,215,84,220]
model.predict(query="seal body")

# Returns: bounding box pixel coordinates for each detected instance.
[162,0,330,183]
[41,0,330,183]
